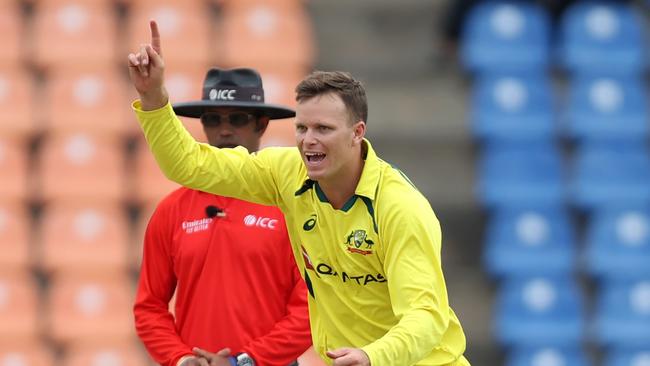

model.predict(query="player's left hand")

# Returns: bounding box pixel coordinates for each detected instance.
[326,347,371,366]
[192,347,232,366]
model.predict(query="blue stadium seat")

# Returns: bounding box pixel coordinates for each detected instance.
[507,346,592,366]
[558,2,647,74]
[570,143,650,209]
[461,2,550,72]
[593,278,650,347]
[585,206,650,279]
[484,206,576,278]
[605,347,650,366]
[495,276,584,347]
[565,74,648,142]
[478,142,564,207]
[472,73,555,142]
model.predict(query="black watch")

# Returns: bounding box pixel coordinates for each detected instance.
[235,353,255,366]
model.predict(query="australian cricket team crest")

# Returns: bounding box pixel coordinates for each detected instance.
[345,229,375,255]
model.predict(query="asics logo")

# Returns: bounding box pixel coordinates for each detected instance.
[303,214,317,231]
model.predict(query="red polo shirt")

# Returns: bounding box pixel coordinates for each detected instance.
[134,188,312,366]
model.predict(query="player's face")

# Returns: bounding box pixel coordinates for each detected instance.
[200,107,268,152]
[295,93,365,184]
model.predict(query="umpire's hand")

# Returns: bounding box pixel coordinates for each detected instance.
[192,347,233,366]
[127,20,169,111]
[179,356,210,366]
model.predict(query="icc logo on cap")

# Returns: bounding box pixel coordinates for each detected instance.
[209,89,236,101]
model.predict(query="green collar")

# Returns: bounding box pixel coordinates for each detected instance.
[294,139,381,204]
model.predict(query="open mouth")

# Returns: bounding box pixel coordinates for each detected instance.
[305,152,326,163]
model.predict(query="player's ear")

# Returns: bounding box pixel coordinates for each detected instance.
[256,116,270,134]
[352,120,366,144]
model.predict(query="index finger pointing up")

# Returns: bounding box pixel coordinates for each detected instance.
[149,20,163,57]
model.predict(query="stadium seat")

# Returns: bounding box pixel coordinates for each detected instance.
[62,343,148,366]
[565,74,648,142]
[0,138,29,202]
[256,65,305,109]
[217,0,304,7]
[39,201,131,275]
[162,65,206,103]
[0,67,36,141]
[132,201,157,270]
[37,131,126,202]
[0,201,31,272]
[558,2,646,74]
[461,2,550,72]
[483,206,576,278]
[126,64,208,140]
[0,2,23,65]
[127,1,213,68]
[131,139,182,205]
[256,66,304,148]
[593,278,650,347]
[584,206,650,279]
[0,271,40,345]
[495,276,584,347]
[471,72,555,142]
[506,346,592,366]
[43,66,131,136]
[0,341,55,366]
[46,273,136,346]
[133,211,151,273]
[218,1,315,70]
[32,0,118,70]
[477,142,564,207]
[570,142,650,209]
[605,347,650,366]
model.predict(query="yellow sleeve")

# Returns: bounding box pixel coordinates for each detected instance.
[362,195,450,365]
[133,100,284,208]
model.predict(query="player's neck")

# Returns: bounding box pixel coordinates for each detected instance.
[318,156,365,210]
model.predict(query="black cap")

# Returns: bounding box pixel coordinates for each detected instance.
[172,68,295,120]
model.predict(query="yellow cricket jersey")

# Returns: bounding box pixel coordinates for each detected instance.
[134,101,469,366]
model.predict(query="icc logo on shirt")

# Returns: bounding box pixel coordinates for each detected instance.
[244,214,278,230]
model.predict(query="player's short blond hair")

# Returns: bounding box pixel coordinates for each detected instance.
[295,71,368,125]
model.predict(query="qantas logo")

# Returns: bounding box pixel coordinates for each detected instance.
[243,215,278,230]
[301,246,385,286]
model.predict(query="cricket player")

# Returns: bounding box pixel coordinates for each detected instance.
[128,21,470,366]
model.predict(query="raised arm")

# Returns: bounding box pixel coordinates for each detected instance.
[127,21,289,207]
[127,20,168,111]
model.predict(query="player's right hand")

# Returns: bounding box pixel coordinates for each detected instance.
[127,20,169,111]
[327,348,371,366]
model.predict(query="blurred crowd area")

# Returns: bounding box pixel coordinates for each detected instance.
[0,0,314,364]
[453,0,650,365]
